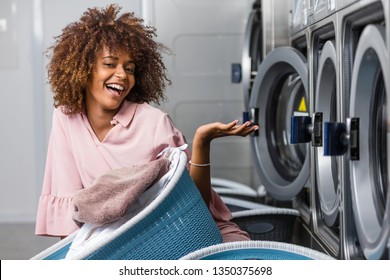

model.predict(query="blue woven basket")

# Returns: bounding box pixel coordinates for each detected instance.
[232,208,300,243]
[32,152,223,260]
[180,241,335,260]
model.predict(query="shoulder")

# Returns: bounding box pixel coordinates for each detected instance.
[134,102,170,121]
[52,107,83,128]
[132,103,179,133]
[53,106,80,119]
[136,102,166,115]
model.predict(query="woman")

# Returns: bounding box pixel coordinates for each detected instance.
[35,4,258,242]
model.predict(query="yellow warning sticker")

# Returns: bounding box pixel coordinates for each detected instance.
[298,97,307,112]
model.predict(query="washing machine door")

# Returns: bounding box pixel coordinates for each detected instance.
[314,40,339,227]
[349,25,390,260]
[242,6,262,110]
[249,47,309,201]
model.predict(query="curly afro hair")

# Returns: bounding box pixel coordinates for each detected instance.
[47,4,172,114]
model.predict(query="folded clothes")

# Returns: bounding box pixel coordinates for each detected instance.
[72,157,170,226]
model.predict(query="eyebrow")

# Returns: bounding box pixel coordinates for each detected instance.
[102,56,135,64]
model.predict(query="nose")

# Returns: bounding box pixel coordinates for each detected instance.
[115,65,127,79]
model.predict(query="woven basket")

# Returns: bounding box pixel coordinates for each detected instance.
[32,152,222,260]
[232,208,300,243]
[180,240,335,260]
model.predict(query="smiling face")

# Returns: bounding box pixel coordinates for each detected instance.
[85,46,136,115]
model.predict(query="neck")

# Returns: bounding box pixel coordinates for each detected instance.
[87,109,115,129]
[85,103,121,142]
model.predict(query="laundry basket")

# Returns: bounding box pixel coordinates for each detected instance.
[180,241,335,260]
[31,152,222,260]
[220,196,272,212]
[231,208,300,243]
[211,177,261,202]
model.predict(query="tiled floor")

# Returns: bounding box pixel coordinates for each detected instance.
[0,223,57,260]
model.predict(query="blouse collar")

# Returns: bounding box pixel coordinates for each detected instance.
[111,100,138,127]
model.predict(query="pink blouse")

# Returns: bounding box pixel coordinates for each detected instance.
[35,101,249,242]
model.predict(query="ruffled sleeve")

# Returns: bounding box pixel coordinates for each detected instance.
[35,109,82,236]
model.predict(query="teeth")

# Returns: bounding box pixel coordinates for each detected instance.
[107,84,124,91]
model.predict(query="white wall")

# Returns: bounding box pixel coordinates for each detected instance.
[0,0,255,223]
[0,0,40,222]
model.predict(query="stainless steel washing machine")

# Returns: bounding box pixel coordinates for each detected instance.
[244,1,306,205]
[249,0,319,253]
[308,14,347,259]
[242,0,298,205]
[248,15,311,229]
[242,0,262,110]
[248,0,389,259]
[288,13,347,259]
[241,0,290,111]
[286,0,390,259]
[338,0,390,260]
[248,45,309,201]
[306,7,366,258]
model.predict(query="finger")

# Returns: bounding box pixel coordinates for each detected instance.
[239,125,259,136]
[232,121,253,133]
[226,120,239,129]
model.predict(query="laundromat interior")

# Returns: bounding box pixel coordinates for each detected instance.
[0,0,389,260]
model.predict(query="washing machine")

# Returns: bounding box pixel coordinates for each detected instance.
[244,0,389,259]
[246,0,321,251]
[288,8,345,258]
[287,0,390,259]
[241,0,290,111]
[307,11,359,260]
[248,25,310,219]
[241,0,262,111]
[237,0,293,201]
[338,0,390,260]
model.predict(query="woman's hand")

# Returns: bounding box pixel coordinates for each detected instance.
[194,120,259,145]
[189,120,259,206]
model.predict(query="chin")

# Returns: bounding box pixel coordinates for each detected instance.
[103,101,123,111]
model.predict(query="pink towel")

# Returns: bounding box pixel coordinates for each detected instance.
[72,157,170,226]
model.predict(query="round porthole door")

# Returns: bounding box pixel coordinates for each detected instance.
[349,24,390,260]
[314,40,340,227]
[249,47,309,201]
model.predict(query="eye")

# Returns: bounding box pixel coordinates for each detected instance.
[104,63,115,68]
[125,67,135,74]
